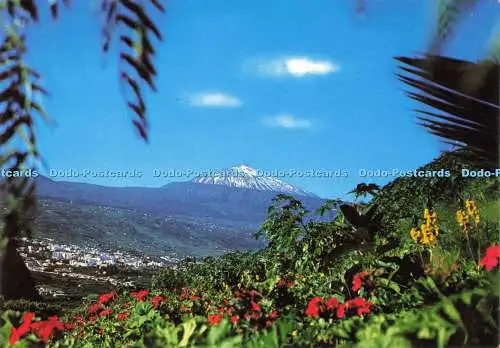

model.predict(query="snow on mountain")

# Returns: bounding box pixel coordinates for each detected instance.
[191,164,319,198]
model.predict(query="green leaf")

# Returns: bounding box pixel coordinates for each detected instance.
[417,326,433,339]
[206,319,231,345]
[377,278,401,293]
[441,298,462,324]
[179,319,197,346]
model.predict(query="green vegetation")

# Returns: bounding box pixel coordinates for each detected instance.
[1,153,499,347]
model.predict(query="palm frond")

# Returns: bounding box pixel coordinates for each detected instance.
[430,0,480,54]
[0,23,43,300]
[396,55,499,169]
[100,0,165,142]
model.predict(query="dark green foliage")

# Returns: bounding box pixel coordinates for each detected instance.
[372,151,500,233]
[0,297,63,318]
[150,267,189,290]
[339,203,382,243]
[348,183,381,200]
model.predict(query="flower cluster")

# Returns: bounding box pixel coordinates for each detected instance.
[9,312,71,346]
[352,271,370,292]
[456,198,480,234]
[276,277,296,289]
[207,288,279,329]
[479,245,500,271]
[130,289,167,308]
[305,296,373,319]
[410,208,439,245]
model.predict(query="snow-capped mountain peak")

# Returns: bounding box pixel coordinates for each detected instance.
[233,164,258,176]
[191,164,318,198]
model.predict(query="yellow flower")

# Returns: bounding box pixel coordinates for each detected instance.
[411,208,439,246]
[424,208,430,220]
[457,199,481,232]
[410,227,420,242]
[456,209,468,226]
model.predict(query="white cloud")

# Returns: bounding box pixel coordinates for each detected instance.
[255,56,340,77]
[189,92,242,108]
[263,114,312,129]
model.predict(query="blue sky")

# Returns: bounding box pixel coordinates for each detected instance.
[27,0,499,199]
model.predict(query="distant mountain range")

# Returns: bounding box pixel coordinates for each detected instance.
[28,164,333,258]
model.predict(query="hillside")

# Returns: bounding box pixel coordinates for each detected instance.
[34,199,263,258]
[373,150,500,231]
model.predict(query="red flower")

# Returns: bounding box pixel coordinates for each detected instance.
[244,313,251,320]
[277,278,296,288]
[268,310,279,319]
[73,315,86,324]
[9,312,35,345]
[305,297,323,318]
[250,301,261,312]
[181,288,191,298]
[479,245,500,271]
[208,314,223,326]
[64,323,77,331]
[352,271,369,292]
[326,296,339,310]
[189,295,200,301]
[88,303,102,314]
[150,295,166,309]
[336,304,345,318]
[136,290,150,301]
[348,297,372,316]
[99,309,113,317]
[248,290,257,298]
[30,317,65,343]
[98,292,117,304]
[47,316,65,331]
[30,322,54,343]
[230,315,239,324]
[116,311,130,321]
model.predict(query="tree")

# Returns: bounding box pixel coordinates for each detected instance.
[0,0,165,300]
